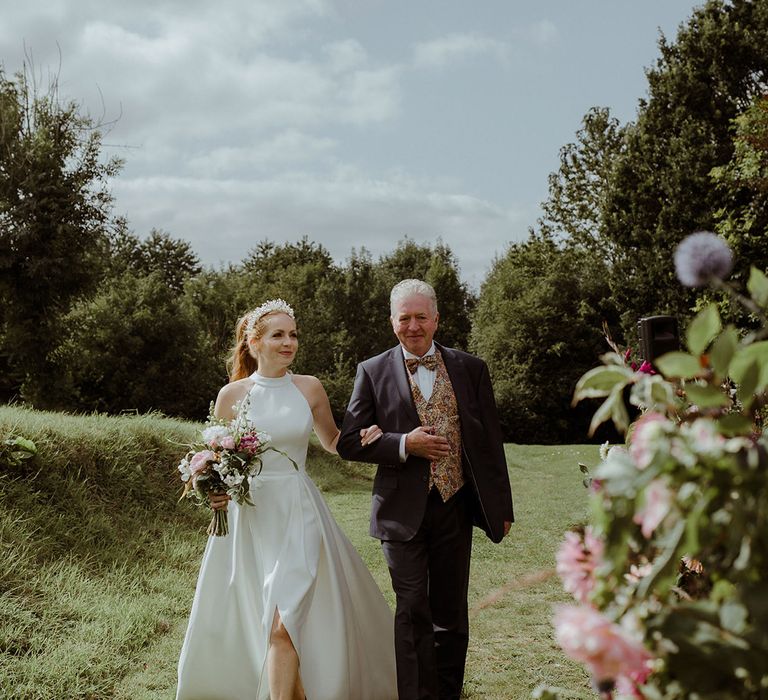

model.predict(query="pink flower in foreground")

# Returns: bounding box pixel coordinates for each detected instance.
[636,360,656,375]
[556,528,605,604]
[554,605,651,685]
[629,412,669,470]
[220,436,236,450]
[634,478,673,538]
[238,433,263,456]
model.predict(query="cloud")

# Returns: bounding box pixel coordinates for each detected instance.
[528,19,559,46]
[111,168,527,284]
[413,32,510,69]
[186,130,337,176]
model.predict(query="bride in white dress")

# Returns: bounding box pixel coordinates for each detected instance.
[176,300,397,700]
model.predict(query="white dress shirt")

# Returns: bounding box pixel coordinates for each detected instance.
[398,343,437,461]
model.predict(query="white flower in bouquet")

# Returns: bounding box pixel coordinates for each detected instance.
[201,425,231,447]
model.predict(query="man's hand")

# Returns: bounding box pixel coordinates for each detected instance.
[503,521,512,537]
[405,426,450,461]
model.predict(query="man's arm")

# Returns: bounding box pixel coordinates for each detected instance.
[337,362,402,465]
[477,361,515,520]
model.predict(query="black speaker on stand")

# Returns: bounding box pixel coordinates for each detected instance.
[637,315,680,367]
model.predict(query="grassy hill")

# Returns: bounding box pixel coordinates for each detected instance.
[0,405,597,699]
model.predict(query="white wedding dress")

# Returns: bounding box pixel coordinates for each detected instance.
[176,371,397,699]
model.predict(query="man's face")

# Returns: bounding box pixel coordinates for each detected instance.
[390,294,439,357]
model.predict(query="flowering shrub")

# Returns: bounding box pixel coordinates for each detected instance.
[538,233,768,699]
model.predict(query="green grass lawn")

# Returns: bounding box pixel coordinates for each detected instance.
[1,407,598,699]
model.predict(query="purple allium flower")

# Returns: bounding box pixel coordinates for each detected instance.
[674,231,733,287]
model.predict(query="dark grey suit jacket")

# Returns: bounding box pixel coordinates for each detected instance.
[337,343,514,543]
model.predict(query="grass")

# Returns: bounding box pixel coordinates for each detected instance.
[0,406,598,699]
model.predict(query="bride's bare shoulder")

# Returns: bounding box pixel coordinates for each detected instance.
[290,374,325,402]
[215,378,252,417]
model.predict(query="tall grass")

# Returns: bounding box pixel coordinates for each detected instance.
[1,406,596,699]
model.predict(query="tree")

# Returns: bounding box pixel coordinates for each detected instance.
[539,106,626,258]
[0,65,121,404]
[107,225,201,294]
[471,236,619,443]
[601,0,768,335]
[375,239,475,351]
[711,95,768,286]
[52,271,221,417]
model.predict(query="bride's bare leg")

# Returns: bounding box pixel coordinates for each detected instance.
[268,610,305,700]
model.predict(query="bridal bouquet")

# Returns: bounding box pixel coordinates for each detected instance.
[177,396,294,536]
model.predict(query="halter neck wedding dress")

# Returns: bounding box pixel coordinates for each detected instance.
[176,371,397,699]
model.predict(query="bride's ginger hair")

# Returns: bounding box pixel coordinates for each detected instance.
[226,311,281,381]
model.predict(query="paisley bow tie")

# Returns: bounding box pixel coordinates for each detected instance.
[405,355,439,374]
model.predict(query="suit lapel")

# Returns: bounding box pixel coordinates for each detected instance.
[389,346,420,426]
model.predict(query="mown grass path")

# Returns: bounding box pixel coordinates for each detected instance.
[116,444,598,700]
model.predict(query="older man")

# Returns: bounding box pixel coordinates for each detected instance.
[337,279,514,700]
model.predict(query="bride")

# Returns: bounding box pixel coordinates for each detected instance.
[176,299,397,700]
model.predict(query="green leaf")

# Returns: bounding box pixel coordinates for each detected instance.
[736,361,759,409]
[655,351,702,379]
[6,436,36,453]
[709,326,739,378]
[747,266,768,307]
[637,519,686,598]
[588,383,628,436]
[719,599,748,634]
[573,365,632,403]
[684,382,730,408]
[717,413,753,436]
[730,341,768,391]
[686,304,721,356]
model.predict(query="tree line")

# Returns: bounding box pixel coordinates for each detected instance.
[2,0,767,442]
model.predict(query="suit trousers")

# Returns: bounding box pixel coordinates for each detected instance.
[381,485,473,700]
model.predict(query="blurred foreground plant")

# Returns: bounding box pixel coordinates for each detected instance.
[537,232,768,699]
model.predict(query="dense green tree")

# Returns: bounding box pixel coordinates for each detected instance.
[183,266,245,363]
[471,237,619,443]
[340,247,391,361]
[375,239,475,351]
[0,67,121,404]
[539,106,626,258]
[108,225,201,293]
[52,271,220,417]
[601,0,768,334]
[711,95,768,281]
[241,237,346,377]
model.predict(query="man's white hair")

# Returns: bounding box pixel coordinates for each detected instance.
[389,279,438,316]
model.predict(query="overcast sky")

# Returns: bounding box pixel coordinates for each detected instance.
[2,1,705,285]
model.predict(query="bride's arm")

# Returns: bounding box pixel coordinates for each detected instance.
[293,375,340,453]
[294,376,381,455]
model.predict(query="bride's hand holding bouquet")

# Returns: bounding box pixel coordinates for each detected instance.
[177,395,294,536]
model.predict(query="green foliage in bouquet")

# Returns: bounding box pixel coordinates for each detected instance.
[542,233,768,699]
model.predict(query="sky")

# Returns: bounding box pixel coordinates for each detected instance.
[1,0,706,286]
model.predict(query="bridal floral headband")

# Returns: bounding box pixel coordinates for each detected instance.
[245,299,295,333]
